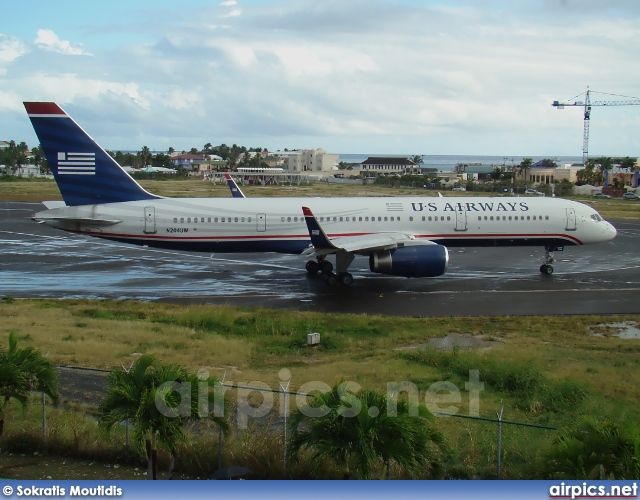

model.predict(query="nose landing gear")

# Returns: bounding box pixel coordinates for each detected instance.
[540,245,562,275]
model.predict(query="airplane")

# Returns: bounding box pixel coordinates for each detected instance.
[25,101,617,287]
[225,173,246,198]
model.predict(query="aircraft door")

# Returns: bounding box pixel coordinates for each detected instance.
[144,206,157,234]
[257,213,266,232]
[454,208,467,232]
[565,208,577,231]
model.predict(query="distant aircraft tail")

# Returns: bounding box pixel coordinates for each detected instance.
[224,173,246,198]
[24,102,160,206]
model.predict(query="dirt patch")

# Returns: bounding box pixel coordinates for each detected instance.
[397,332,504,351]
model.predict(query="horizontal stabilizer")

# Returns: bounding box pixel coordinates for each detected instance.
[32,216,122,226]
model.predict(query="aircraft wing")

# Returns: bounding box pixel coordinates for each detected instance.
[301,206,435,255]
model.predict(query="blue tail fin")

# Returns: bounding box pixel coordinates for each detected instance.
[224,173,246,198]
[24,102,160,206]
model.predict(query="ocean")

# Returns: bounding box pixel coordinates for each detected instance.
[338,154,584,171]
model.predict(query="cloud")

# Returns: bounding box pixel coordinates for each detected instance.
[0,34,28,64]
[220,9,242,18]
[3,1,640,155]
[34,29,92,56]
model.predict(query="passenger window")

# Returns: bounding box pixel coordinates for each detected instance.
[359,217,362,222]
[248,217,252,222]
[221,217,225,222]
[527,216,530,220]
[384,217,388,221]
[339,217,343,222]
[187,217,191,223]
[478,216,482,221]
[201,218,205,223]
[281,217,285,222]
[502,216,506,221]
[490,216,494,221]
[173,218,177,223]
[287,217,291,222]
[207,217,211,223]
[333,217,337,222]
[378,217,382,221]
[545,216,549,220]
[294,217,298,222]
[214,217,218,223]
[365,217,369,221]
[447,216,451,222]
[508,216,512,221]
[234,217,238,222]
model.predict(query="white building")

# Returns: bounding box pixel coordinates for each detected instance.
[279,148,339,174]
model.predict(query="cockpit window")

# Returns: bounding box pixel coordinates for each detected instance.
[591,213,603,222]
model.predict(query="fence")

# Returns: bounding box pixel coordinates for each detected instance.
[1,365,558,479]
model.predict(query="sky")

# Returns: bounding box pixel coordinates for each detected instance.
[1,0,639,156]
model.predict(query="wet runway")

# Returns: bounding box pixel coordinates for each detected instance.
[1,201,639,317]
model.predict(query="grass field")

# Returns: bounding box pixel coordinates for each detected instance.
[1,299,639,479]
[2,299,639,421]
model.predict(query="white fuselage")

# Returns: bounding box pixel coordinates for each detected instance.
[34,196,617,254]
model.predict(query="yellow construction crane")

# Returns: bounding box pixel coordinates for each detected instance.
[552,88,640,166]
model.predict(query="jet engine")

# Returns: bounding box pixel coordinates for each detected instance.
[369,245,449,278]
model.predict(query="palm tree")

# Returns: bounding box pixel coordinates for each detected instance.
[592,157,613,185]
[538,416,640,479]
[98,355,229,479]
[0,332,59,451]
[138,146,152,168]
[518,158,533,185]
[288,384,445,479]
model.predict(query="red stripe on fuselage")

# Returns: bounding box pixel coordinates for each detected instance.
[62,230,583,245]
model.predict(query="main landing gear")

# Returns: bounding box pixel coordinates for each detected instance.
[539,245,559,276]
[306,255,354,286]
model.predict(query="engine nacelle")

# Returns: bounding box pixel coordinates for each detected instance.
[369,245,449,278]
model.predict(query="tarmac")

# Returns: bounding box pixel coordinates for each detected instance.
[1,201,639,317]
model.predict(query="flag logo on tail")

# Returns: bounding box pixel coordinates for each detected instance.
[57,152,95,175]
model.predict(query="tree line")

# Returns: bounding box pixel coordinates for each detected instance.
[0,141,278,175]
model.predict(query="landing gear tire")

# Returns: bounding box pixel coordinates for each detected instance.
[319,260,333,274]
[338,272,354,286]
[323,272,338,286]
[540,264,554,275]
[306,260,320,275]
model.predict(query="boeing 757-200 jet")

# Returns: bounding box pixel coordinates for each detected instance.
[25,102,617,287]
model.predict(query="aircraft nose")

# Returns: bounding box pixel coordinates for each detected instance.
[607,222,617,240]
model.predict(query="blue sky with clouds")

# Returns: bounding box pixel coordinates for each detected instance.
[1,0,639,155]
